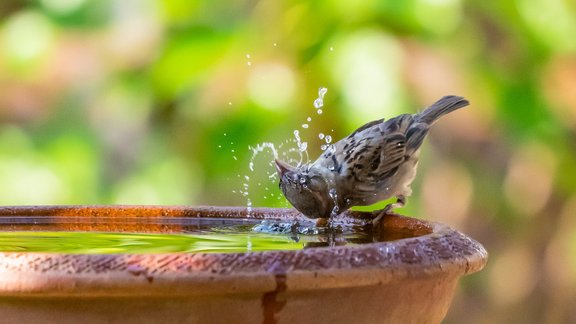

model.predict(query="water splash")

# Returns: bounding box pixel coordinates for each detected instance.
[328,188,340,218]
[239,142,281,216]
[313,87,328,109]
[249,142,279,171]
[233,86,332,216]
[321,144,336,152]
[292,130,309,164]
[247,199,252,214]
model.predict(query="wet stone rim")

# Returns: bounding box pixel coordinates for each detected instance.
[0,226,484,274]
[0,206,488,295]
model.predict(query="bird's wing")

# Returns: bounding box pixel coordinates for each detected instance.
[346,118,384,138]
[315,115,412,191]
[347,133,406,187]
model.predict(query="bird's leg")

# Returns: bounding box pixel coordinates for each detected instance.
[290,221,300,234]
[373,195,407,225]
[384,195,406,213]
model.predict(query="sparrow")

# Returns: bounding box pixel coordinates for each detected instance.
[275,95,469,224]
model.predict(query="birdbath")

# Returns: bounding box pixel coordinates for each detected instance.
[0,205,487,323]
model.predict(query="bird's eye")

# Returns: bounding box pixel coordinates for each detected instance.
[298,176,307,185]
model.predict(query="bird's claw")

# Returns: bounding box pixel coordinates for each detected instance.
[373,196,407,226]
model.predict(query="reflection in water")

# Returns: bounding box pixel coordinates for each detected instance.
[0,216,424,254]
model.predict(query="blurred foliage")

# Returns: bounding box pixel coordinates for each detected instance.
[1,0,576,322]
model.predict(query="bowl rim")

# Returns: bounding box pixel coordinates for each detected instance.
[0,205,488,297]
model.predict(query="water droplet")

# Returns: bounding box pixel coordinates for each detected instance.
[247,198,253,215]
[329,46,334,52]
[299,142,308,152]
[317,109,323,114]
[302,124,309,129]
[273,43,277,47]
[313,98,323,109]
[329,188,337,199]
[307,117,312,122]
[233,156,238,160]
[228,102,232,106]
[299,177,306,184]
[218,145,222,148]
[244,175,250,181]
[325,135,332,143]
[247,61,252,66]
[318,87,328,98]
[318,133,325,140]
[321,144,328,151]
[223,133,227,136]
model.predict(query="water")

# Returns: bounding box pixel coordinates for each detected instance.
[313,87,328,109]
[0,216,412,254]
[235,86,331,213]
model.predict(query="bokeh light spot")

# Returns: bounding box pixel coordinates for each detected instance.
[2,11,55,65]
[488,243,537,306]
[248,62,296,111]
[327,29,404,125]
[414,0,462,35]
[41,0,87,15]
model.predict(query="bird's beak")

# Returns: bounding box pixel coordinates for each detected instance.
[274,159,295,178]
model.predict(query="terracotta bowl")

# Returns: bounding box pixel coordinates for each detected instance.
[0,206,487,324]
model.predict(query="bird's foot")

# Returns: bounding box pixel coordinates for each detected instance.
[373,195,407,226]
[290,221,300,234]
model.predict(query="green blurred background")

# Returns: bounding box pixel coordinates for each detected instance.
[1,0,575,322]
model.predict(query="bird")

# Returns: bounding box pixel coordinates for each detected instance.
[275,95,469,225]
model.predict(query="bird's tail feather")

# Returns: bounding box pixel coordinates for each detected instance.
[415,95,469,125]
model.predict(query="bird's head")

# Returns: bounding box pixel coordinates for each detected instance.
[275,159,333,219]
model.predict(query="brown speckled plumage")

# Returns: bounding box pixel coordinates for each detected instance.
[275,95,469,222]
